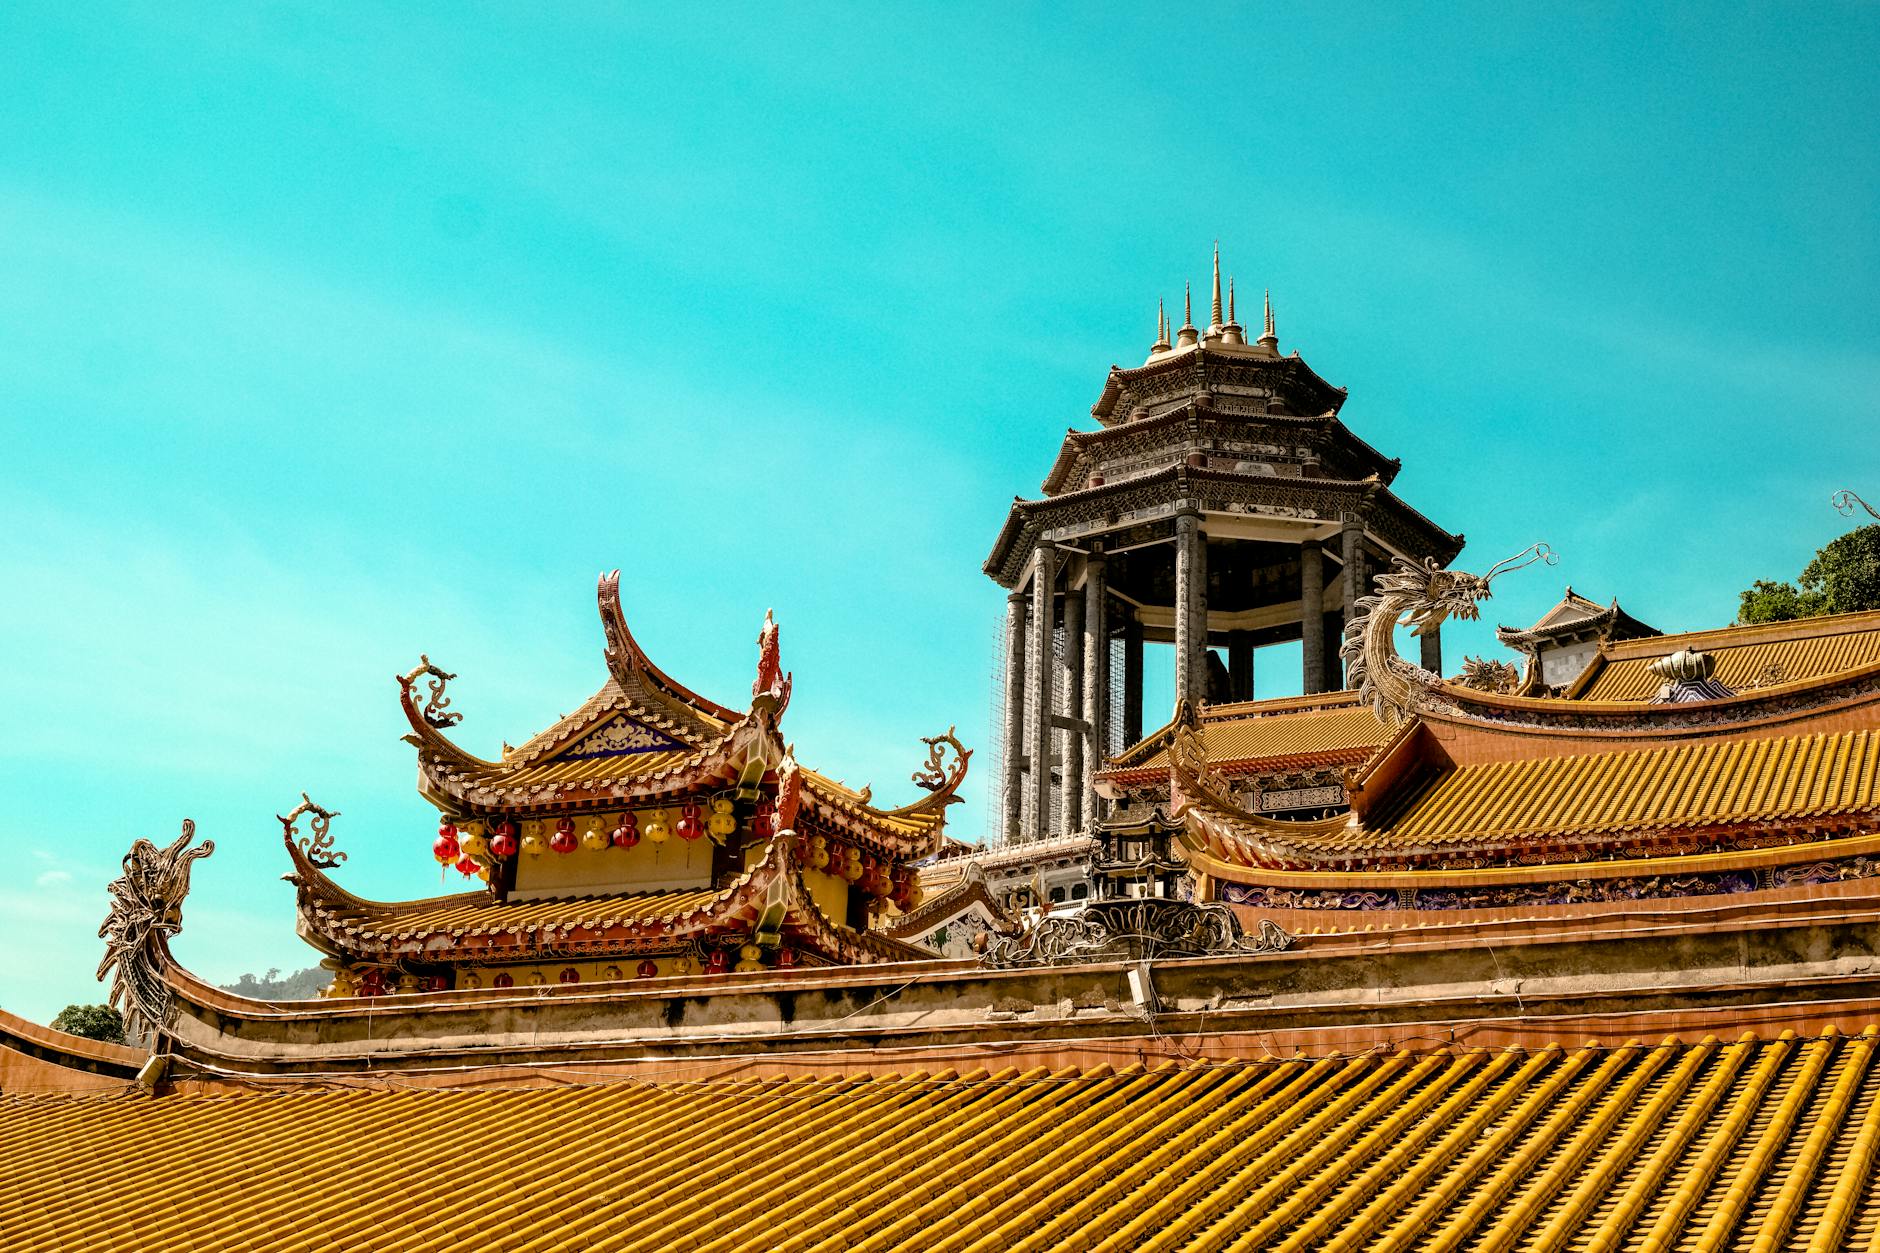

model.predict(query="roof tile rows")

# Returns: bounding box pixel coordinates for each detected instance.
[323,888,723,939]
[1580,613,1880,701]
[1377,728,1880,848]
[8,1031,1880,1251]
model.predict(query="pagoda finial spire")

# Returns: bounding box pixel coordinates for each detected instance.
[1151,298,1171,354]
[1208,244,1224,333]
[1176,281,1199,348]
[1220,276,1245,345]
[1256,288,1278,354]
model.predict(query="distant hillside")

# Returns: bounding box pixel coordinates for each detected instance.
[220,965,332,1000]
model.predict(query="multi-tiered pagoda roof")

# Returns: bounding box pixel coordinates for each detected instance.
[285,571,967,989]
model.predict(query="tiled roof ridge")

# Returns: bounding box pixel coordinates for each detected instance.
[1602,605,1880,659]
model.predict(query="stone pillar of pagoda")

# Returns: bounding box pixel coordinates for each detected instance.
[1025,543,1057,841]
[1301,540,1327,694]
[1001,591,1028,843]
[1082,551,1109,821]
[1060,586,1085,833]
[1341,516,1365,689]
[1174,510,1207,709]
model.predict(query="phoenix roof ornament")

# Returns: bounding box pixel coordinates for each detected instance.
[96,818,214,1045]
[912,726,972,798]
[398,655,462,729]
[1832,489,1878,522]
[279,792,344,869]
[1341,543,1556,723]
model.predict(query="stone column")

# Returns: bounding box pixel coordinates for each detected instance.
[1420,625,1443,677]
[1025,544,1056,841]
[1123,615,1144,746]
[1082,552,1109,817]
[1228,633,1253,702]
[1001,591,1028,844]
[1300,541,1326,694]
[1341,520,1365,690]
[1060,585,1084,834]
[1174,511,1207,709]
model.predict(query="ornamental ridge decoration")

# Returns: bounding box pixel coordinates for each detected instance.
[399,654,462,728]
[97,819,214,1044]
[279,792,345,868]
[913,726,972,796]
[1340,543,1555,724]
[1833,489,1878,522]
[983,897,1294,968]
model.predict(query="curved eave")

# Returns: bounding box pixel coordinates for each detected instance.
[880,876,1015,942]
[1184,820,1880,889]
[1424,658,1880,742]
[984,465,1463,585]
[1040,403,1401,497]
[1091,345,1349,422]
[597,570,742,727]
[292,829,889,967]
[415,711,784,816]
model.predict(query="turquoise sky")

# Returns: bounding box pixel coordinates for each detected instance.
[3,5,1876,1024]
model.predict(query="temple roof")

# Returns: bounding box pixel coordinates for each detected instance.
[13,1030,1880,1251]
[1495,585,1659,650]
[400,572,966,858]
[1569,607,1880,701]
[1100,691,1391,787]
[1174,712,1880,869]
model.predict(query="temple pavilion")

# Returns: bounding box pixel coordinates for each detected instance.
[289,570,968,992]
[8,270,1880,1253]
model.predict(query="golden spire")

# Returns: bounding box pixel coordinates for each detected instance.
[1221,276,1245,345]
[1209,243,1224,332]
[1176,281,1199,348]
[1256,288,1278,354]
[1151,298,1171,353]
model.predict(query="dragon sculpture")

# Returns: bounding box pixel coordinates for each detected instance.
[1456,654,1524,695]
[1339,543,1555,723]
[97,818,215,1044]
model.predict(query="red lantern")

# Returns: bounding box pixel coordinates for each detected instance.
[455,854,479,877]
[558,967,580,985]
[438,820,457,840]
[490,821,518,859]
[776,948,797,968]
[493,972,514,989]
[705,950,729,974]
[677,804,704,841]
[432,831,459,864]
[752,797,776,839]
[636,959,658,979]
[612,813,640,848]
[550,817,578,855]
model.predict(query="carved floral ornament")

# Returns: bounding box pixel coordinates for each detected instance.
[97,819,214,1044]
[1832,489,1878,522]
[982,898,1293,968]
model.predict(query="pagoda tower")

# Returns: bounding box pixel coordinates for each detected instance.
[984,250,1463,844]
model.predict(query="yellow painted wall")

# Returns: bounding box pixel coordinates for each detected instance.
[802,866,852,925]
[512,819,714,899]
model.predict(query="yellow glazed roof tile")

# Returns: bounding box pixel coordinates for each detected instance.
[1579,611,1880,701]
[11,1032,1880,1251]
[1366,728,1880,850]
[323,888,722,938]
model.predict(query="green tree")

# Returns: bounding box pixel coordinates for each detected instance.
[49,1003,125,1044]
[1738,525,1880,624]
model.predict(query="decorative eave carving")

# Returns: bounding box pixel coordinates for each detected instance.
[597,570,743,733]
[983,465,1463,587]
[982,897,1294,968]
[1092,345,1348,423]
